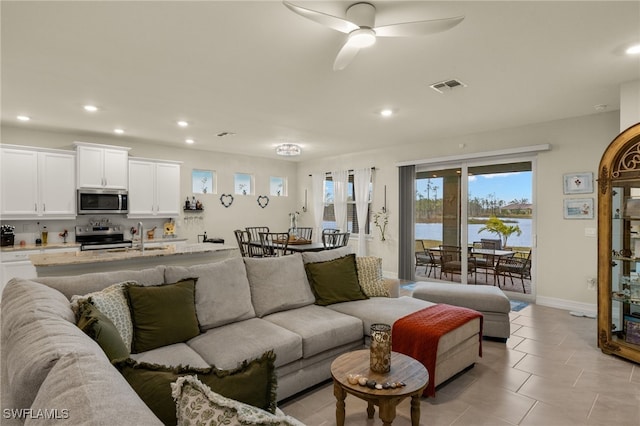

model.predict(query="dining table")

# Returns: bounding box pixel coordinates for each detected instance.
[248,240,330,253]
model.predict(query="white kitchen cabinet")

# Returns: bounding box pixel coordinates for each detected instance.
[0,246,79,300]
[0,250,38,301]
[75,142,130,189]
[128,158,181,218]
[0,146,76,219]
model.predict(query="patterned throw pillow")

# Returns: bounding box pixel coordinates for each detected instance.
[171,375,305,426]
[70,281,137,352]
[356,257,390,297]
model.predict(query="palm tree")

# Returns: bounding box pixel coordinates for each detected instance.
[478,216,522,248]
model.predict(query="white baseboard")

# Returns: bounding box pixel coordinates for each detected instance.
[535,295,597,315]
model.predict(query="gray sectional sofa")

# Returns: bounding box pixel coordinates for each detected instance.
[1,247,482,425]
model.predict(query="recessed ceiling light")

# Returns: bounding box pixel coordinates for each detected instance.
[185,139,195,144]
[177,120,189,127]
[626,43,640,55]
[16,115,31,121]
[380,109,393,117]
[84,105,98,112]
[114,128,124,134]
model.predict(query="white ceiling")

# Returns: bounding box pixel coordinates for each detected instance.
[2,1,639,161]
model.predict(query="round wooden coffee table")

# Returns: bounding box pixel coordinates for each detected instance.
[330,349,429,426]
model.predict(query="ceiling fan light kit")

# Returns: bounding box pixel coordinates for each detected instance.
[283,1,464,70]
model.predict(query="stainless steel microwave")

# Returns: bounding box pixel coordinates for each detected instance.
[77,189,128,214]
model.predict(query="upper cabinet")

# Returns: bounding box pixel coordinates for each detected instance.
[128,158,181,218]
[75,142,130,189]
[0,146,76,219]
[598,122,640,364]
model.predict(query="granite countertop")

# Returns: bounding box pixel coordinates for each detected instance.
[1,242,82,252]
[29,243,237,267]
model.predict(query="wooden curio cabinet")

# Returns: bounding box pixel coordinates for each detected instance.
[598,122,640,363]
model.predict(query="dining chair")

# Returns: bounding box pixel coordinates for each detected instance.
[290,227,313,241]
[246,226,269,257]
[233,229,251,257]
[323,231,350,248]
[259,232,290,257]
[439,245,477,283]
[495,250,531,293]
[321,228,340,245]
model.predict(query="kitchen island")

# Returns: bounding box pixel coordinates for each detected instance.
[30,243,238,277]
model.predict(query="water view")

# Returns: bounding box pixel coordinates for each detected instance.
[416,217,532,248]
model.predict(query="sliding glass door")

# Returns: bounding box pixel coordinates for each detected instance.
[415,158,535,297]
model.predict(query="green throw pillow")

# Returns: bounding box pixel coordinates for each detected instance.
[77,301,129,361]
[304,253,368,306]
[125,279,200,353]
[113,350,278,425]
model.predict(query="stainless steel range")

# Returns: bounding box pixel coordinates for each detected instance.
[75,219,132,251]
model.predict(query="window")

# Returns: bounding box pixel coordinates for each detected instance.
[270,176,286,196]
[234,173,253,195]
[192,170,215,194]
[323,174,372,234]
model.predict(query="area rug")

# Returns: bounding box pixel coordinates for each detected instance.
[400,282,416,291]
[510,300,529,312]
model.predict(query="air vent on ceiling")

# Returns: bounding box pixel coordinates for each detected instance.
[429,79,467,94]
[216,131,236,137]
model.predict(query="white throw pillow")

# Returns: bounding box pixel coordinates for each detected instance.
[70,281,137,352]
[171,375,305,426]
[356,256,389,297]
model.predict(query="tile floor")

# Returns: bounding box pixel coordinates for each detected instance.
[280,303,640,425]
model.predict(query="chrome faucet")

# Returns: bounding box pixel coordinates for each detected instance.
[137,222,144,253]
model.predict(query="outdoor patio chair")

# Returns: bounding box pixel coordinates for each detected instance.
[495,250,531,293]
[439,245,477,284]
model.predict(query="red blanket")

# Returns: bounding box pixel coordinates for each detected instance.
[392,304,483,397]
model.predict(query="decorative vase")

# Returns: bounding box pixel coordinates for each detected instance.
[370,323,391,373]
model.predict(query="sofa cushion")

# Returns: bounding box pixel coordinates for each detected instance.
[70,281,137,352]
[327,296,437,336]
[130,343,209,369]
[27,352,162,426]
[172,375,304,426]
[356,256,389,297]
[264,305,363,358]
[33,265,166,299]
[301,246,352,263]
[304,253,368,306]
[164,257,256,330]
[77,301,129,361]
[243,253,315,317]
[188,318,302,370]
[1,279,106,410]
[125,279,200,353]
[114,350,278,425]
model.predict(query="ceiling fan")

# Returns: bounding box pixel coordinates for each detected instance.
[283,1,464,71]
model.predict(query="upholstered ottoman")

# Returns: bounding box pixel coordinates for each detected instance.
[412,282,511,341]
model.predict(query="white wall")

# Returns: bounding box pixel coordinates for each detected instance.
[298,111,621,311]
[620,80,640,131]
[0,126,300,246]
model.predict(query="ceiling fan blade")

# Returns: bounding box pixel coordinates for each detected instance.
[283,1,359,34]
[333,40,361,71]
[373,15,464,37]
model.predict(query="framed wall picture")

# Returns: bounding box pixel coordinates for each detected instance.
[563,172,593,194]
[564,198,594,219]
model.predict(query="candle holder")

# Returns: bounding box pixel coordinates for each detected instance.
[370,323,391,373]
